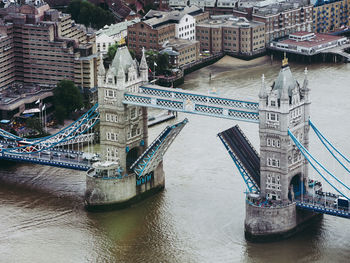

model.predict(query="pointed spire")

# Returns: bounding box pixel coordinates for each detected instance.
[98,53,105,76]
[259,74,267,99]
[140,47,148,70]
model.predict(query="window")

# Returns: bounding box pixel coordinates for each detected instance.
[130,108,136,119]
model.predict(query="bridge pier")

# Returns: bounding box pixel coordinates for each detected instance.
[85,161,165,210]
[245,201,321,241]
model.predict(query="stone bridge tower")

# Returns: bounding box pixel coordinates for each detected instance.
[97,46,149,174]
[85,47,166,210]
[258,57,311,202]
[245,58,319,240]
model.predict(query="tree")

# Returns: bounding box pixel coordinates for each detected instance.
[66,0,115,29]
[157,53,169,75]
[26,117,43,135]
[107,43,119,61]
[145,50,170,76]
[54,80,83,124]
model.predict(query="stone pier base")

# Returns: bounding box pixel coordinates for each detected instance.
[245,202,322,242]
[84,162,165,211]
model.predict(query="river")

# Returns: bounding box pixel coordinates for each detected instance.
[1,57,350,263]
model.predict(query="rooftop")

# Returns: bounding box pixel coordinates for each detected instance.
[96,18,141,38]
[279,32,346,48]
[198,15,264,28]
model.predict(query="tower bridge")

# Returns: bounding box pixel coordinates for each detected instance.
[1,46,350,240]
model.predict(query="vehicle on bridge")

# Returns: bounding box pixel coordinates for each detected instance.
[334,196,349,209]
[17,140,38,152]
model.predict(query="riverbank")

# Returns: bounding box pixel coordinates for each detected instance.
[207,55,271,79]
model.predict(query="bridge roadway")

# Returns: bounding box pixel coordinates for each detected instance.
[0,140,92,171]
[124,85,259,123]
[218,125,260,191]
[296,190,350,219]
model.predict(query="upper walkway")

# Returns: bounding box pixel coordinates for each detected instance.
[124,85,259,123]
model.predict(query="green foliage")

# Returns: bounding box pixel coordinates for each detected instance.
[26,117,43,135]
[66,0,115,29]
[54,80,83,124]
[107,43,119,61]
[145,50,170,76]
[157,53,169,74]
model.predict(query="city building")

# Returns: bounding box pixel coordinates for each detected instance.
[161,38,200,67]
[128,5,208,56]
[313,0,350,33]
[269,31,348,55]
[0,0,98,118]
[127,19,176,56]
[96,18,140,54]
[196,15,265,57]
[234,0,313,44]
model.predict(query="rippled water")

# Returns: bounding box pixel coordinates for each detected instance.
[1,58,350,263]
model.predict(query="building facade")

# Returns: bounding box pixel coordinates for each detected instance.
[127,20,176,56]
[0,1,98,91]
[251,2,313,44]
[96,18,140,54]
[161,38,200,67]
[313,0,350,33]
[196,16,265,56]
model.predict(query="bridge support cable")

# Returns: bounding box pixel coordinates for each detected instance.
[309,120,350,174]
[1,105,100,155]
[288,130,350,200]
[218,125,260,193]
[131,119,188,178]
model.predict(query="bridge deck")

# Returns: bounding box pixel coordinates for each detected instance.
[218,125,260,190]
[296,191,350,219]
[0,141,91,171]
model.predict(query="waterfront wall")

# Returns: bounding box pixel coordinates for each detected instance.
[85,161,165,209]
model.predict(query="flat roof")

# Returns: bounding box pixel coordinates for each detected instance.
[279,33,345,48]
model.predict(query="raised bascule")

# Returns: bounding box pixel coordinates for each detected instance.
[1,47,350,241]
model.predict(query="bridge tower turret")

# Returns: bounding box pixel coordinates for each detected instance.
[85,46,165,210]
[245,57,318,240]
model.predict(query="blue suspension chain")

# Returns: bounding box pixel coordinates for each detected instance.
[309,120,350,174]
[288,130,350,201]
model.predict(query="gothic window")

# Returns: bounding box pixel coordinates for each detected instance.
[267,113,279,122]
[130,108,136,119]
[131,127,137,137]
[267,158,280,167]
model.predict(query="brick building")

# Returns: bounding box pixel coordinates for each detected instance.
[161,38,200,67]
[196,16,265,57]
[250,1,313,44]
[313,0,350,33]
[0,1,98,90]
[127,6,208,56]
[127,20,176,56]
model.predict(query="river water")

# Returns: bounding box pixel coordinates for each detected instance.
[1,57,350,263]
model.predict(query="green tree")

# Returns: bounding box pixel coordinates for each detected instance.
[66,0,115,29]
[157,53,169,74]
[145,50,169,76]
[26,117,43,135]
[107,43,119,61]
[54,80,83,124]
